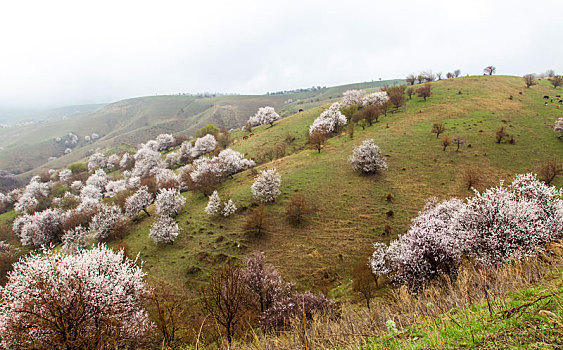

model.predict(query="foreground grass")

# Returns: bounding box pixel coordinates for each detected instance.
[362,282,563,350]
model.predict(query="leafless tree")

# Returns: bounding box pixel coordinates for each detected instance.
[523,74,536,88]
[200,261,254,345]
[406,74,417,85]
[351,262,377,310]
[453,69,461,78]
[484,65,496,75]
[416,84,432,101]
[431,122,446,138]
[538,159,563,185]
[550,75,563,88]
[441,135,452,151]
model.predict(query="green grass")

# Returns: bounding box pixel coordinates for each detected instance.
[360,282,563,349]
[2,75,563,296]
[112,75,563,292]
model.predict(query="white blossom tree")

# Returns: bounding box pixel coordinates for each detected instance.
[205,190,222,215]
[251,169,281,203]
[341,89,363,107]
[156,133,175,151]
[361,91,389,107]
[309,103,347,134]
[0,244,152,349]
[104,180,128,198]
[80,184,103,202]
[86,169,109,192]
[149,216,180,244]
[248,106,281,127]
[89,204,124,240]
[58,169,72,183]
[120,152,135,170]
[106,154,121,170]
[154,168,180,189]
[348,139,388,174]
[155,188,186,216]
[192,134,217,158]
[125,186,154,217]
[216,148,255,177]
[12,208,63,247]
[14,194,38,213]
[61,225,92,254]
[88,152,106,172]
[133,146,162,177]
[223,199,237,217]
[71,180,83,192]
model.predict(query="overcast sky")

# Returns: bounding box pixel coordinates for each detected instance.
[0,0,561,109]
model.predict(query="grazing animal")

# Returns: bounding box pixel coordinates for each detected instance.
[518,91,522,95]
[544,95,550,99]
[556,95,561,98]
[551,99,554,103]
[249,133,254,137]
[559,100,563,103]
[298,108,303,112]
[545,102,548,106]
[243,136,249,140]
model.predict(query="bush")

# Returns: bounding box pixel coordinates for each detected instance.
[244,205,267,236]
[69,162,88,174]
[285,194,311,225]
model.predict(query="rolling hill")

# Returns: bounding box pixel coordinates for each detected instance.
[113,75,563,293]
[0,80,399,177]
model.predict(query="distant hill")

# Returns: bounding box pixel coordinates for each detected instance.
[0,80,399,177]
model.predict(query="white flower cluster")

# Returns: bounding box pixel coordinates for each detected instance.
[251,169,282,203]
[370,174,563,287]
[155,188,185,217]
[309,103,347,135]
[341,89,363,107]
[204,190,237,217]
[88,153,106,172]
[248,106,281,127]
[348,139,388,174]
[12,208,63,247]
[155,133,175,151]
[191,134,217,159]
[125,186,154,217]
[149,216,180,244]
[361,91,389,107]
[0,245,151,348]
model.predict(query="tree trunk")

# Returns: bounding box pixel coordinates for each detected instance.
[143,208,150,217]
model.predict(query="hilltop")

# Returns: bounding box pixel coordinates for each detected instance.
[0,80,397,177]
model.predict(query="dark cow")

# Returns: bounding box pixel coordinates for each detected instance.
[518,91,522,95]
[298,108,303,112]
[559,100,563,103]
[544,95,550,99]
[556,95,561,98]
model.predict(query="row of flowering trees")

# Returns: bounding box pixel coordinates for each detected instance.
[369,173,563,288]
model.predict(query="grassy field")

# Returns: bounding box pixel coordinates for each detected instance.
[111,75,563,294]
[361,283,563,349]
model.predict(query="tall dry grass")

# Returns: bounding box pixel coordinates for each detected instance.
[227,242,563,350]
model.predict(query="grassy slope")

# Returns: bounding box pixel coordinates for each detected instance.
[0,80,395,177]
[361,281,563,349]
[118,75,563,293]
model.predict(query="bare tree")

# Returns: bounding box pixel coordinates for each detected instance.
[416,74,424,84]
[462,168,482,190]
[446,72,454,79]
[431,122,446,138]
[416,84,432,101]
[362,105,382,125]
[495,126,509,143]
[453,136,465,152]
[484,65,496,75]
[406,74,417,85]
[523,74,536,88]
[538,159,563,185]
[441,135,452,151]
[422,70,436,82]
[351,262,377,310]
[307,129,329,153]
[244,205,267,236]
[406,87,414,100]
[550,75,563,88]
[436,72,442,80]
[387,85,405,109]
[200,262,254,345]
[453,69,461,78]
[148,281,190,348]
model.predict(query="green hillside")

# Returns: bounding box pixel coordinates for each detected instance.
[0,80,396,177]
[115,75,563,292]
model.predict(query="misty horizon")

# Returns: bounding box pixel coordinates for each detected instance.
[1,0,562,112]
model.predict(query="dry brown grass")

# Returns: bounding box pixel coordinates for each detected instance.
[227,242,563,350]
